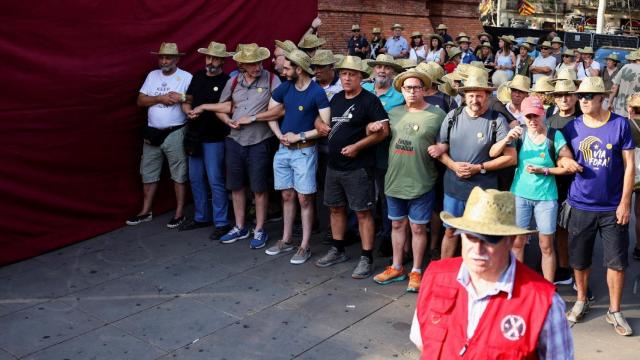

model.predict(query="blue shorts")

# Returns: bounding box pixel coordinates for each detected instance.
[515,196,558,235]
[273,144,318,194]
[442,194,466,228]
[387,190,435,224]
[225,137,272,192]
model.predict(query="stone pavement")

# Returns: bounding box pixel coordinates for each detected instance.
[0,210,639,359]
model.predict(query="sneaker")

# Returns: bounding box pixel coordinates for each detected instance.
[125,213,152,226]
[605,311,634,336]
[178,219,211,232]
[553,267,573,285]
[250,229,268,249]
[407,271,422,293]
[265,240,295,256]
[290,247,311,264]
[315,247,349,268]
[219,226,250,244]
[572,282,595,302]
[566,300,590,323]
[633,247,640,261]
[373,266,406,285]
[352,256,374,279]
[167,216,186,229]
[209,225,232,241]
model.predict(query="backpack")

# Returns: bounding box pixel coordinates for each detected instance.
[229,71,276,115]
[515,127,558,164]
[444,106,498,145]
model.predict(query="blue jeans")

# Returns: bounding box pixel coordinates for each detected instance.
[188,142,229,227]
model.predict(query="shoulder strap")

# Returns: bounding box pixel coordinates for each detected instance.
[547,127,557,163]
[229,75,240,115]
[269,72,275,93]
[489,109,498,144]
[445,106,465,144]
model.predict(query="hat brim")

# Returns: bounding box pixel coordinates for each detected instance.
[393,71,432,92]
[197,48,233,57]
[573,89,611,95]
[438,83,457,97]
[499,36,514,44]
[150,52,185,56]
[232,48,271,63]
[477,32,494,41]
[459,85,496,92]
[440,212,534,237]
[368,61,403,73]
[284,55,314,76]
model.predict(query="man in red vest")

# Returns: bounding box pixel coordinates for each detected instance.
[410,187,573,359]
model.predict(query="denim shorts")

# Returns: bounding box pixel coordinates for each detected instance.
[273,144,318,194]
[442,194,466,228]
[387,190,435,224]
[225,137,272,192]
[515,196,558,235]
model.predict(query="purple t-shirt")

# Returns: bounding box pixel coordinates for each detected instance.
[561,112,635,211]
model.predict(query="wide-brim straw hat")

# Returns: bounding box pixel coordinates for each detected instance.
[551,36,564,45]
[606,53,620,62]
[397,58,418,70]
[458,72,495,92]
[456,32,468,40]
[470,61,491,72]
[539,41,552,49]
[298,34,326,49]
[530,76,555,93]
[477,31,494,41]
[411,31,422,38]
[285,49,314,75]
[439,79,458,97]
[275,39,297,53]
[551,79,577,94]
[393,68,432,92]
[525,37,538,46]
[368,54,404,73]
[457,37,471,44]
[352,24,361,31]
[372,27,382,34]
[581,46,595,55]
[151,42,184,56]
[628,93,640,107]
[561,48,575,57]
[311,49,340,66]
[429,33,444,43]
[518,42,532,51]
[444,41,456,47]
[507,74,531,93]
[232,43,270,63]
[480,41,493,49]
[436,24,448,30]
[391,23,404,30]
[497,83,512,104]
[550,67,580,85]
[499,35,515,44]
[335,55,369,76]
[197,41,233,57]
[573,76,610,94]
[447,47,463,59]
[416,61,445,84]
[626,49,640,61]
[441,187,534,237]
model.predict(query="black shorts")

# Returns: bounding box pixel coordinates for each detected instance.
[324,167,375,212]
[225,137,273,192]
[567,207,629,271]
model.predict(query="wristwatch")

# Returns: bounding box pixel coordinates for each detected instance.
[250,115,257,123]
[480,163,487,174]
[299,132,307,143]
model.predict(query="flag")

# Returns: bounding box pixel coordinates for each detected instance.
[478,0,492,17]
[518,0,535,16]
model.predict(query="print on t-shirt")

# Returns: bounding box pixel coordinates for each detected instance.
[329,104,356,141]
[578,135,612,169]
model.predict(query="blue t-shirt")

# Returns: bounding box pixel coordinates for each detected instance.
[271,80,330,134]
[561,112,635,211]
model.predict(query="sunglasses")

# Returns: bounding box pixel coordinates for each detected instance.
[577,93,598,100]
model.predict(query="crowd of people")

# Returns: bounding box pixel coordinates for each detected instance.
[130,17,640,358]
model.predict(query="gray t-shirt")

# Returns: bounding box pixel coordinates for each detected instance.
[219,69,281,146]
[438,107,510,200]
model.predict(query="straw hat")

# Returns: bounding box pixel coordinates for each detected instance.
[497,83,512,104]
[372,27,382,34]
[580,46,595,55]
[232,43,270,63]
[530,76,555,93]
[298,34,326,49]
[416,61,445,84]
[551,67,580,85]
[197,42,233,57]
[447,63,477,81]
[458,71,495,92]
[311,50,340,66]
[439,79,458,97]
[441,187,534,238]
[480,41,493,49]
[499,35,515,44]
[539,41,552,49]
[551,36,564,45]
[627,93,640,107]
[397,58,418,70]
[275,39,298,53]
[470,61,490,72]
[626,49,640,61]
[368,54,404,73]
[507,74,531,93]
[444,41,456,47]
[456,32,469,40]
[606,53,620,62]
[477,31,493,41]
[457,37,471,44]
[150,42,184,56]
[447,47,463,59]
[428,33,444,43]
[436,24,448,31]
[411,31,423,38]
[285,49,314,75]
[518,42,532,52]
[551,79,577,94]
[335,55,369,76]
[351,24,361,31]
[561,48,575,57]
[391,23,404,30]
[525,37,538,46]
[574,76,609,94]
[393,68,432,92]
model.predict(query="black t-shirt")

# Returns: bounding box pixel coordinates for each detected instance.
[328,90,388,171]
[548,109,582,130]
[186,70,230,143]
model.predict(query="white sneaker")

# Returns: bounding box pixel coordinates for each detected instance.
[290,247,311,265]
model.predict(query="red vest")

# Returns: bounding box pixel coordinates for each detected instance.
[416,258,555,360]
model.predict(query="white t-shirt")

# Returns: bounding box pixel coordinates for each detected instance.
[139,68,192,128]
[507,102,525,124]
[531,55,556,84]
[576,61,601,80]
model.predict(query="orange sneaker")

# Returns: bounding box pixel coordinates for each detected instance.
[373,266,406,285]
[407,271,422,293]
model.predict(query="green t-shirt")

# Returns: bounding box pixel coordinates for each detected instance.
[384,105,446,199]
[510,128,567,200]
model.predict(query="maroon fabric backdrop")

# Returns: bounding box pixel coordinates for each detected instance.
[0,0,317,265]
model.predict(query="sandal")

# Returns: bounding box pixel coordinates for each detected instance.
[566,300,589,323]
[606,311,633,336]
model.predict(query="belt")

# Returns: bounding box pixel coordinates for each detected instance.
[286,140,316,150]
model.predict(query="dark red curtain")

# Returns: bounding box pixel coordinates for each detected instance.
[0,0,317,265]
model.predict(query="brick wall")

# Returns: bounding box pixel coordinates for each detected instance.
[317,0,483,55]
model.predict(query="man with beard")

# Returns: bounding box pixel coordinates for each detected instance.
[179,42,232,238]
[435,24,453,44]
[363,54,405,257]
[257,50,330,264]
[273,40,297,82]
[505,74,530,125]
[127,43,192,228]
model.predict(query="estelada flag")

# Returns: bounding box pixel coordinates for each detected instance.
[518,0,535,16]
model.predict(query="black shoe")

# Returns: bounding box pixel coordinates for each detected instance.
[553,267,573,285]
[633,247,640,261]
[178,219,211,232]
[126,213,153,226]
[167,216,186,229]
[209,225,232,241]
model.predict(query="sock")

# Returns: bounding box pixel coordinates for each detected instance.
[361,249,373,263]
[333,239,345,252]
[412,268,422,274]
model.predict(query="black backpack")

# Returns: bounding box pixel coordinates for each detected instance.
[444,106,498,145]
[515,127,558,164]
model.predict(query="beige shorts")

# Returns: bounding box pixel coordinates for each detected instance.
[140,127,187,183]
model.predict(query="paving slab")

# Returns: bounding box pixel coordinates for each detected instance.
[112,296,236,352]
[0,349,16,360]
[23,324,166,360]
[0,300,105,358]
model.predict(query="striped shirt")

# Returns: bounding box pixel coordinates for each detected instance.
[410,254,574,359]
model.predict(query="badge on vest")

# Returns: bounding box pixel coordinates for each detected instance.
[500,315,526,341]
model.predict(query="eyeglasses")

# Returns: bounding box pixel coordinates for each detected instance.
[577,93,597,100]
[402,85,423,92]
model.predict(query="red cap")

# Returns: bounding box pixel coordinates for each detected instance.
[521,96,545,117]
